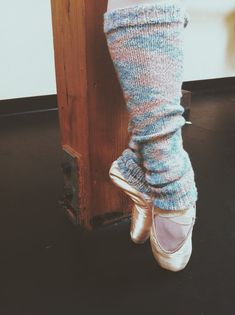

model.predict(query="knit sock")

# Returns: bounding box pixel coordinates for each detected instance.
[103,2,198,210]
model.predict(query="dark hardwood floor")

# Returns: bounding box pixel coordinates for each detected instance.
[0,90,234,315]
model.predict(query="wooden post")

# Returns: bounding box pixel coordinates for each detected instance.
[50,0,131,230]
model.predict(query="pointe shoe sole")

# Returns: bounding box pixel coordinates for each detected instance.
[109,160,152,244]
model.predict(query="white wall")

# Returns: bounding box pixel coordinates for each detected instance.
[0,0,56,100]
[183,0,235,81]
[0,0,235,100]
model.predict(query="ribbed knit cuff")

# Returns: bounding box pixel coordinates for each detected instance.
[152,167,198,210]
[103,2,189,34]
[116,149,152,197]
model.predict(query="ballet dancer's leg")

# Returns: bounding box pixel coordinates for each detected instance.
[104,0,196,210]
[104,1,198,270]
[107,0,187,199]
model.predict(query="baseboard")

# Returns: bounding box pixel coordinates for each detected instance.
[182,76,235,94]
[0,77,234,116]
[0,95,57,116]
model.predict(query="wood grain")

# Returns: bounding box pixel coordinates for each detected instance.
[50,0,131,229]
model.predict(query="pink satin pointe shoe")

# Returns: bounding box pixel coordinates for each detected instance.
[150,204,196,272]
[109,160,152,244]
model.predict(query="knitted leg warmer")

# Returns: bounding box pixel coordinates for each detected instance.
[103,2,198,210]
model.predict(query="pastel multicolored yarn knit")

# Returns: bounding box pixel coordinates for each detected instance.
[103,2,198,210]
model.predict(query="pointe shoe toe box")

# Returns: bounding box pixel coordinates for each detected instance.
[150,205,196,272]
